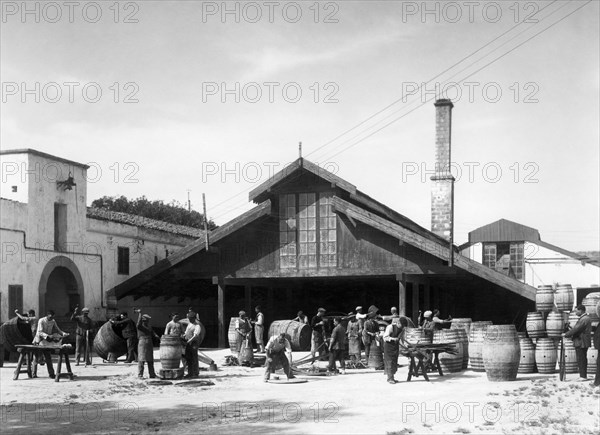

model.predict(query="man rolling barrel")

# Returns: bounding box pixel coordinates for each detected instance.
[264,332,295,382]
[111,311,138,363]
[71,306,95,366]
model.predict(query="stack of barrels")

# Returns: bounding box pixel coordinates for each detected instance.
[520,284,578,375]
[583,292,600,376]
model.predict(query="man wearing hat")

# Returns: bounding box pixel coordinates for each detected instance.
[183,311,202,378]
[264,332,294,382]
[111,311,138,363]
[328,317,346,375]
[362,305,380,362]
[310,308,327,362]
[71,305,95,366]
[136,310,159,379]
[235,311,252,358]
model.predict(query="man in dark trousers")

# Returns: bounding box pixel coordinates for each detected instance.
[136,311,159,379]
[111,311,138,363]
[310,308,327,362]
[71,306,95,365]
[362,305,379,362]
[563,304,592,381]
[264,332,294,382]
[183,311,202,378]
[328,317,346,375]
[383,317,408,384]
[593,301,600,390]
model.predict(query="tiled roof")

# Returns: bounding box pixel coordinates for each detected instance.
[86,207,203,238]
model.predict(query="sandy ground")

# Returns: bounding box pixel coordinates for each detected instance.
[1,349,598,435]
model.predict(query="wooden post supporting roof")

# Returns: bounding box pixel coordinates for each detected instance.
[412,283,420,325]
[213,276,226,348]
[397,273,406,316]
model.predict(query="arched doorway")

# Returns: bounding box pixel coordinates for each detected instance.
[39,256,84,317]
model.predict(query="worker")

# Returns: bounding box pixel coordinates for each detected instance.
[32,310,68,378]
[383,317,408,384]
[111,311,138,363]
[390,307,400,325]
[328,317,346,375]
[346,315,362,364]
[310,308,327,362]
[164,312,184,336]
[264,332,295,382]
[362,305,379,362]
[136,311,159,379]
[71,306,95,366]
[183,311,202,378]
[292,311,308,324]
[563,304,592,381]
[235,311,252,358]
[15,309,38,337]
[422,309,452,331]
[253,305,265,353]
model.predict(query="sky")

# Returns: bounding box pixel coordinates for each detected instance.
[1,0,599,251]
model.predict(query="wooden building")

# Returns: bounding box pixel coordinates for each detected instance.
[108,157,537,347]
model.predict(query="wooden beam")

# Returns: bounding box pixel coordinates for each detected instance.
[397,274,406,317]
[217,277,225,348]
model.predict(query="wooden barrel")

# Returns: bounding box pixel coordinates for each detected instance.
[0,317,34,352]
[588,348,598,375]
[160,335,183,370]
[454,328,469,370]
[536,285,554,312]
[228,317,240,353]
[433,330,464,373]
[368,342,384,370]
[268,320,311,351]
[482,325,520,381]
[469,321,492,371]
[450,318,473,336]
[526,312,545,338]
[568,311,579,329]
[518,337,536,374]
[563,338,578,374]
[93,321,127,360]
[404,328,432,345]
[535,338,557,374]
[554,285,574,312]
[582,292,600,322]
[546,312,565,338]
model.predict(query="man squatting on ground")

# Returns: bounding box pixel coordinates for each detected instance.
[563,304,592,381]
[264,332,295,382]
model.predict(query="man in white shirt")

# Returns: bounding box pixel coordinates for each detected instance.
[32,310,68,378]
[264,333,294,382]
[253,306,265,353]
[184,312,202,378]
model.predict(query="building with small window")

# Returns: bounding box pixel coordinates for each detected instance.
[459,219,599,289]
[0,149,202,327]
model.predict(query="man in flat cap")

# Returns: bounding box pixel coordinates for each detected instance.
[264,332,294,382]
[71,305,95,365]
[310,308,328,362]
[136,310,159,379]
[235,311,252,359]
[362,305,380,362]
[111,311,138,363]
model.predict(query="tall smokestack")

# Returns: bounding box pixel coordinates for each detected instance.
[431,99,455,265]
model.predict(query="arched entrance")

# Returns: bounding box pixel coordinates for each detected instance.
[39,256,84,317]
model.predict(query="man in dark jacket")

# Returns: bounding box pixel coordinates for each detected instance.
[112,311,138,363]
[383,317,408,384]
[136,312,159,378]
[328,317,346,375]
[563,304,592,381]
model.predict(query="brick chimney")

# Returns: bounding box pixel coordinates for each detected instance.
[431,99,455,260]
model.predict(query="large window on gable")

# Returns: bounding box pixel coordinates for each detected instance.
[482,242,524,280]
[279,192,337,270]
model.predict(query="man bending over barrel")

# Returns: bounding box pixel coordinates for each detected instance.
[264,332,295,382]
[111,311,138,363]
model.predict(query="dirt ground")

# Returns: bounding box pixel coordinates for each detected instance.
[1,348,598,435]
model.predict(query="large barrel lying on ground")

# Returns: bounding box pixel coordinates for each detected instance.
[0,317,34,352]
[93,321,127,360]
[469,321,493,371]
[526,312,545,338]
[518,337,536,374]
[268,320,311,351]
[536,285,554,312]
[433,330,464,373]
[535,338,557,374]
[160,335,183,370]
[563,338,578,374]
[482,325,520,381]
[546,312,565,338]
[554,284,574,312]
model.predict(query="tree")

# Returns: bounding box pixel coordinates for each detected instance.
[91,195,217,230]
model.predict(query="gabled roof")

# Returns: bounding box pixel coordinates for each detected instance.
[460,218,591,263]
[0,148,90,169]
